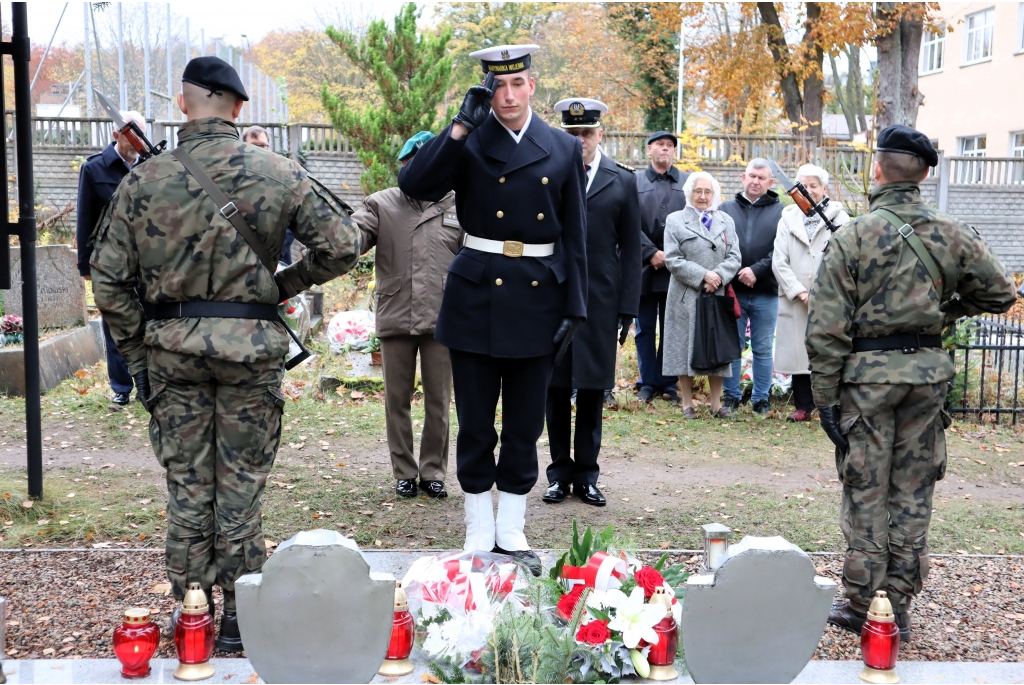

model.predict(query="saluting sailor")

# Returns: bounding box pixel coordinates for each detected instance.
[543,98,641,508]
[399,44,588,575]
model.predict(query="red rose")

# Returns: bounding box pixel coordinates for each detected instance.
[634,566,665,599]
[576,619,612,645]
[556,584,586,619]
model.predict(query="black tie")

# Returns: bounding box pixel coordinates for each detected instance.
[585,164,591,173]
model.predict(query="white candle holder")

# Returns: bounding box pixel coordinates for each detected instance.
[702,523,733,572]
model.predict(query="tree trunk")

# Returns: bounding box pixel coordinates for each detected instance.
[829,52,858,138]
[875,2,925,129]
[848,47,868,132]
[800,2,824,141]
[899,11,924,126]
[758,1,804,127]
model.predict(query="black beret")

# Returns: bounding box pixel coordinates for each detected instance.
[182,56,249,101]
[876,124,938,167]
[647,131,677,147]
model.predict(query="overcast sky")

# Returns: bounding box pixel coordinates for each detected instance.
[9,1,424,49]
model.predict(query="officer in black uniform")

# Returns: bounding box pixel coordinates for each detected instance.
[543,98,640,507]
[399,44,587,575]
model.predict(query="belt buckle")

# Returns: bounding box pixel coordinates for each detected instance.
[902,334,919,354]
[502,240,524,258]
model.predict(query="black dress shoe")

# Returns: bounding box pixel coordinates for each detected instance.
[896,611,911,643]
[637,386,655,403]
[419,480,448,498]
[603,390,619,410]
[492,546,542,577]
[215,611,244,653]
[574,484,606,506]
[827,600,867,635]
[662,389,682,406]
[111,392,131,406]
[542,481,569,503]
[396,478,417,498]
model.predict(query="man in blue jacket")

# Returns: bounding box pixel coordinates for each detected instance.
[75,110,147,406]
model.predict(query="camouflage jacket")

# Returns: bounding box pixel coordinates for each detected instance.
[807,182,1016,406]
[90,117,360,374]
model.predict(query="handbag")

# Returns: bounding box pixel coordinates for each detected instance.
[691,290,742,371]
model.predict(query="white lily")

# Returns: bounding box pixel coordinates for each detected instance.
[605,587,664,649]
[586,587,611,611]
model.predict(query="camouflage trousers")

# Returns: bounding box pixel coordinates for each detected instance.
[148,347,285,611]
[836,382,949,613]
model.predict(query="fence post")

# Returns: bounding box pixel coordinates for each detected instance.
[288,123,300,163]
[937,152,950,212]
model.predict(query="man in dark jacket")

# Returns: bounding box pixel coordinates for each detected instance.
[75,110,147,406]
[543,98,640,507]
[719,158,783,415]
[635,132,689,404]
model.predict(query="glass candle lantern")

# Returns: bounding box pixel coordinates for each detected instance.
[859,591,900,684]
[173,583,216,682]
[701,523,733,572]
[112,608,160,679]
[646,587,679,681]
[379,581,415,676]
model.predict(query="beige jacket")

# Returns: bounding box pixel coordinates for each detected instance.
[352,187,461,338]
[772,201,850,374]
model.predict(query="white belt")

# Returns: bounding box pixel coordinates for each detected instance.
[463,234,555,258]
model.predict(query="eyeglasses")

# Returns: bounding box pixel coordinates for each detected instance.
[692,188,714,197]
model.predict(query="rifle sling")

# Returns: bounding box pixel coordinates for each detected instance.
[874,207,947,303]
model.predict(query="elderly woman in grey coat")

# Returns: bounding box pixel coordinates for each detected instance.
[662,172,742,419]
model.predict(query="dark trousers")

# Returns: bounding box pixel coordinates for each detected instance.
[791,374,814,411]
[102,318,133,394]
[546,387,602,488]
[449,349,554,495]
[635,292,677,392]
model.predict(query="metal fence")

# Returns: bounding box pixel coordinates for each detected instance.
[947,312,1024,424]
[948,156,1024,185]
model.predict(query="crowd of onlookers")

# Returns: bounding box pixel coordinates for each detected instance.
[632,132,849,421]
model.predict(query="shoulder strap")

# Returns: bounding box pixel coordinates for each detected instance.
[874,207,947,302]
[171,146,277,273]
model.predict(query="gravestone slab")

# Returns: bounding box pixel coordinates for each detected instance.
[3,246,87,329]
[681,536,837,684]
[235,529,395,684]
[0,327,101,396]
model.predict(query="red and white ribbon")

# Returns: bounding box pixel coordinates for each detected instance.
[561,551,628,591]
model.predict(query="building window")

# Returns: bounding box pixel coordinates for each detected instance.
[1018,3,1024,53]
[963,8,995,64]
[920,30,945,73]
[960,135,987,157]
[1013,132,1024,157]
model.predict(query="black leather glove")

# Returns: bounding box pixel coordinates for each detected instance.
[452,72,496,134]
[817,405,849,453]
[553,317,583,367]
[617,315,633,346]
[133,371,155,414]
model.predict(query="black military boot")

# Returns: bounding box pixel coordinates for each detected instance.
[895,611,911,643]
[827,600,867,635]
[215,590,244,653]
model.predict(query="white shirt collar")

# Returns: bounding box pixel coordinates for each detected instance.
[585,148,602,192]
[114,145,137,169]
[493,107,532,144]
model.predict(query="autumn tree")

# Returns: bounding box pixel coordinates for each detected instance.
[873,2,928,129]
[321,3,453,194]
[827,46,871,137]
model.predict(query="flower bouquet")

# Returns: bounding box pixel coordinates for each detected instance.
[1,314,23,347]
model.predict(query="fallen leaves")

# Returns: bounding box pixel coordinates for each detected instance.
[151,583,172,595]
[22,500,33,509]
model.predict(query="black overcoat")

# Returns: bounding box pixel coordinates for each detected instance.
[398,114,588,358]
[76,143,131,276]
[637,166,689,295]
[551,153,641,389]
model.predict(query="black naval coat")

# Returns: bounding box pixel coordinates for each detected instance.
[637,166,689,295]
[551,152,641,389]
[398,114,588,358]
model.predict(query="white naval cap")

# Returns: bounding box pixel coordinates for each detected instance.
[554,98,608,128]
[469,44,540,74]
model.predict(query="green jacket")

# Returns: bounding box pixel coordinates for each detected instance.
[90,117,360,374]
[807,182,1016,406]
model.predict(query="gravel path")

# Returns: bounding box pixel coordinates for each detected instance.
[1,551,1022,662]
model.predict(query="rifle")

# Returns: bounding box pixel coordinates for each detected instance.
[94,89,167,161]
[767,158,840,233]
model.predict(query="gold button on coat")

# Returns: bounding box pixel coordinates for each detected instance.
[531,281,539,287]
[495,278,503,286]
[537,213,544,220]
[499,176,505,183]
[496,210,504,218]
[541,177,548,184]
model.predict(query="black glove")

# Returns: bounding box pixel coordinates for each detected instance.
[617,315,633,346]
[133,370,156,414]
[553,317,583,367]
[452,72,496,134]
[817,405,849,453]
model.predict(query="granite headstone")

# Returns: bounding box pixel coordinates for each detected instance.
[681,535,837,684]
[235,529,395,684]
[3,245,87,328]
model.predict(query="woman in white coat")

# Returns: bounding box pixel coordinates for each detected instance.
[771,164,850,421]
[662,172,742,419]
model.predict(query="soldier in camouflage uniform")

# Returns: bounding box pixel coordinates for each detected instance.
[807,125,1016,642]
[89,57,360,650]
